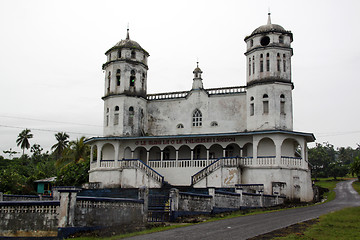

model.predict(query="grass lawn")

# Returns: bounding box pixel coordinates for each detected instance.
[275,178,360,240]
[275,206,360,240]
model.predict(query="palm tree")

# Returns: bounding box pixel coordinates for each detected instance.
[56,136,89,167]
[16,129,33,156]
[51,132,70,159]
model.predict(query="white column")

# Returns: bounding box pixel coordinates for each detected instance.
[275,139,282,167]
[175,150,179,167]
[146,151,150,164]
[206,149,209,165]
[96,144,103,168]
[161,151,164,168]
[190,150,194,167]
[115,142,120,167]
[253,138,258,166]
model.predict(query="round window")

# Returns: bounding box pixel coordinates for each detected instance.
[260,36,270,46]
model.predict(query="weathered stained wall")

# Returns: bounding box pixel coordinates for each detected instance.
[0,201,59,237]
[147,91,247,136]
[75,197,145,227]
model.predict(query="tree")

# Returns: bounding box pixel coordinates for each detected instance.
[350,156,360,181]
[51,132,69,159]
[56,136,89,167]
[16,129,33,156]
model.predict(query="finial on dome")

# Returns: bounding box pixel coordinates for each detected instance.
[126,23,130,40]
[267,11,271,25]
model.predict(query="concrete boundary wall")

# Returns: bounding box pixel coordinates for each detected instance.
[169,187,285,220]
[0,188,147,238]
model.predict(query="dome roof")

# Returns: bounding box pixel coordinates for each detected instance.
[251,23,286,35]
[114,38,144,51]
[245,13,292,40]
[105,29,149,55]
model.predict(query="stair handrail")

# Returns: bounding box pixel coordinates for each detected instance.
[191,157,240,185]
[120,159,164,184]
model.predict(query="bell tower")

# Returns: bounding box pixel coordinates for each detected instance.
[102,29,150,136]
[244,13,294,131]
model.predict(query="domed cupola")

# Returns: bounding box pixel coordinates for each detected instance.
[192,62,204,89]
[102,28,150,99]
[244,13,293,87]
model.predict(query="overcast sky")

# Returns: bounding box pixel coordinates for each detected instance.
[1,0,359,158]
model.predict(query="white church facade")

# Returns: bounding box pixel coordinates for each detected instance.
[86,14,315,202]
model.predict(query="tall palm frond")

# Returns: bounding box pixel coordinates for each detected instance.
[51,132,70,159]
[16,129,33,156]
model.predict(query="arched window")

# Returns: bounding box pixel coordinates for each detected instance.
[252,56,255,74]
[131,50,136,59]
[250,39,253,47]
[116,69,121,86]
[283,54,286,72]
[279,35,284,44]
[130,70,135,87]
[106,108,109,127]
[280,94,285,114]
[249,58,251,76]
[192,109,202,127]
[129,106,134,116]
[263,94,269,114]
[118,50,121,58]
[266,53,270,72]
[277,53,281,72]
[250,96,254,116]
[177,123,184,129]
[107,71,111,93]
[260,54,264,72]
[114,106,119,125]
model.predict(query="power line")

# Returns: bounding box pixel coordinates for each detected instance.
[316,130,360,137]
[0,115,102,128]
[0,124,100,136]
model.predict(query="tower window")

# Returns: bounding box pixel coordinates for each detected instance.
[249,58,251,76]
[283,60,286,72]
[260,54,263,72]
[130,70,135,87]
[280,94,285,114]
[263,94,268,98]
[266,59,270,71]
[277,53,281,72]
[263,101,269,114]
[106,115,109,127]
[192,109,202,127]
[107,71,111,93]
[266,53,270,57]
[114,106,119,125]
[129,106,134,116]
[131,50,136,59]
[250,96,254,101]
[177,123,184,129]
[250,103,254,116]
[250,39,253,47]
[260,36,270,46]
[118,50,121,58]
[279,35,284,44]
[116,69,121,86]
[252,56,255,74]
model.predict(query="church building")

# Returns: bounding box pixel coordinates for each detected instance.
[85,14,315,202]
